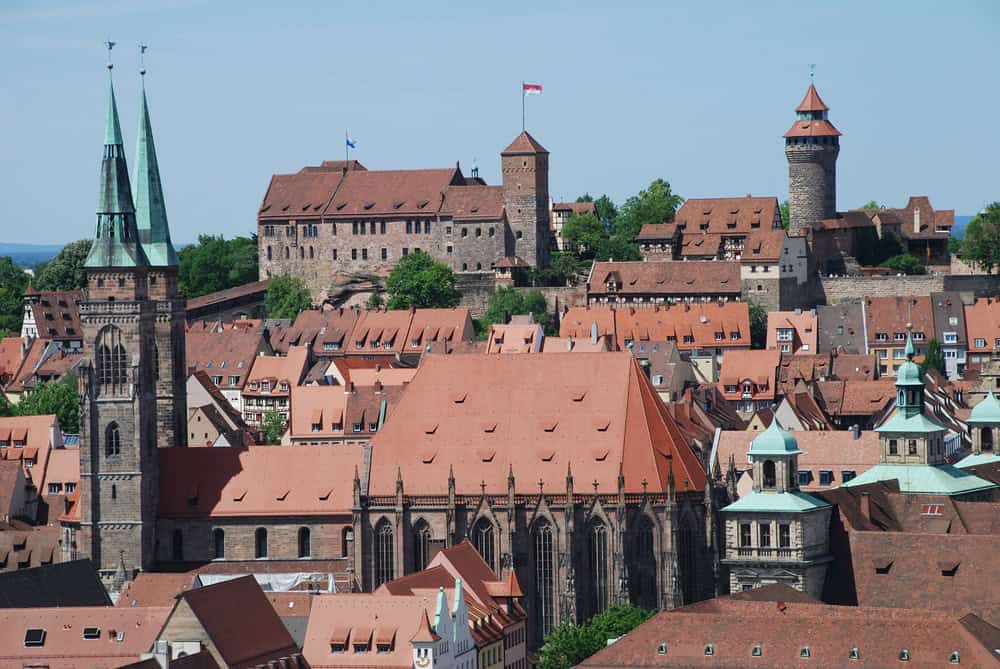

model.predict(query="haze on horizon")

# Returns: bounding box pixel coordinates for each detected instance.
[1,0,996,245]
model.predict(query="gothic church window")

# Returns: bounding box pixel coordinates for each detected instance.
[96,325,128,394]
[533,522,555,638]
[105,423,121,458]
[413,520,431,571]
[627,517,657,610]
[472,519,495,572]
[374,519,394,587]
[255,527,268,559]
[589,522,610,615]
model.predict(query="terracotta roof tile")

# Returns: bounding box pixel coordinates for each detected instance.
[552,201,597,216]
[718,350,780,401]
[864,296,934,345]
[186,320,267,391]
[24,290,83,342]
[673,197,781,234]
[784,119,842,137]
[766,310,818,354]
[186,280,269,312]
[116,571,199,607]
[589,261,741,298]
[442,185,504,221]
[501,131,548,155]
[964,298,1000,355]
[327,168,461,218]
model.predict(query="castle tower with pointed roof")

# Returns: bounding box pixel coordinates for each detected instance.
[784,83,840,236]
[76,62,186,586]
[501,131,550,268]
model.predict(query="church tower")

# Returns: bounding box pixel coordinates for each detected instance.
[784,82,840,236]
[133,66,186,450]
[501,131,550,268]
[77,54,182,584]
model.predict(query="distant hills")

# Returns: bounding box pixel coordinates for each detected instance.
[0,243,64,268]
[952,215,973,239]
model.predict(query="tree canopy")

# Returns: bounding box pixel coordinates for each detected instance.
[748,300,767,349]
[385,251,461,309]
[614,179,683,241]
[561,213,606,258]
[481,287,553,334]
[14,373,79,433]
[33,240,93,291]
[538,605,655,669]
[961,202,1000,273]
[922,339,946,376]
[0,257,29,338]
[178,235,259,299]
[265,275,313,320]
[880,253,926,275]
[860,200,886,210]
[779,200,790,231]
[262,410,285,445]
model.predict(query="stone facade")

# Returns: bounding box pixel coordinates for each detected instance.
[501,138,550,269]
[819,274,1000,305]
[785,141,838,236]
[355,481,716,650]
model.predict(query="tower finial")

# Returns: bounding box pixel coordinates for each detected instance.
[139,43,147,77]
[105,40,115,73]
[809,63,816,81]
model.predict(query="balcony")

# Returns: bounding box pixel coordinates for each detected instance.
[727,546,801,561]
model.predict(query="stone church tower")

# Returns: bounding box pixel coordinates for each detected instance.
[501,131,550,268]
[77,64,184,585]
[784,83,840,236]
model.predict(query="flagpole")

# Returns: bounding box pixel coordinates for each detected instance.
[521,81,525,132]
[345,129,348,163]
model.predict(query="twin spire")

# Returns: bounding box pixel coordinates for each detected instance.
[85,45,177,269]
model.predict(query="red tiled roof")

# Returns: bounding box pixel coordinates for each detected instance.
[611,303,750,351]
[673,197,781,234]
[158,445,364,517]
[589,261,741,297]
[501,131,548,155]
[552,201,597,216]
[259,169,344,220]
[784,119,841,138]
[0,337,23,382]
[0,414,62,491]
[795,83,829,112]
[766,311,818,354]
[244,346,310,396]
[186,320,267,390]
[367,353,706,496]
[718,350,780,401]
[25,290,82,342]
[186,280,269,311]
[327,168,461,218]
[964,298,1000,355]
[815,379,896,416]
[442,185,505,221]
[116,571,199,607]
[864,296,934,344]
[635,223,679,241]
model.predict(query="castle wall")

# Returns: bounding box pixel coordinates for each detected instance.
[819,274,1000,304]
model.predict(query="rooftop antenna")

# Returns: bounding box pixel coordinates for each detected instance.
[139,43,148,77]
[105,40,116,73]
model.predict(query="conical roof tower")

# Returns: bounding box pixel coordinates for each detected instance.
[133,69,179,267]
[84,63,148,269]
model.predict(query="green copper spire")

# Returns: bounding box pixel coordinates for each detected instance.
[133,72,179,267]
[84,62,149,270]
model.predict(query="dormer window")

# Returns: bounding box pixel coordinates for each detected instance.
[849,647,860,660]
[331,643,346,653]
[353,423,362,433]
[752,644,762,657]
[354,643,369,653]
[377,643,392,654]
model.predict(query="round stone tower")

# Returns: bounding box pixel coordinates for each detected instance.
[784,83,840,236]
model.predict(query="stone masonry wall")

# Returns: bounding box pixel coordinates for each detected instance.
[786,142,838,237]
[819,274,1000,304]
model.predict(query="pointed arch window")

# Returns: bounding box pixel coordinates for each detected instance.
[342,527,354,558]
[105,423,121,458]
[96,325,128,395]
[762,460,776,489]
[589,522,610,615]
[628,517,657,609]
[374,519,394,587]
[472,518,496,572]
[413,520,431,572]
[533,522,555,637]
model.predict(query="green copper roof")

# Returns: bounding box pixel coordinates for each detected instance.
[748,417,801,456]
[84,75,149,269]
[841,463,997,496]
[969,391,1000,424]
[895,333,923,387]
[133,79,179,267]
[954,451,1000,469]
[721,490,830,513]
[876,409,947,434]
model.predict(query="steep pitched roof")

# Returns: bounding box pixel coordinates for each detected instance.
[673,196,781,235]
[442,185,505,221]
[116,571,199,607]
[24,290,82,342]
[589,260,741,297]
[501,131,548,155]
[325,168,462,218]
[367,353,705,496]
[795,83,829,112]
[132,80,179,266]
[186,319,268,390]
[864,296,934,344]
[0,559,110,607]
[964,297,1000,355]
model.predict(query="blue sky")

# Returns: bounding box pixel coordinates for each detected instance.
[1,1,997,244]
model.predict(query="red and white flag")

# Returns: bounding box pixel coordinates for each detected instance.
[523,82,543,96]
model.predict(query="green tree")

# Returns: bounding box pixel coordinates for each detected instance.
[0,256,29,338]
[538,605,654,669]
[576,194,594,202]
[860,200,885,210]
[548,252,582,286]
[593,237,641,262]
[177,234,259,298]
[853,227,903,267]
[593,195,618,230]
[366,292,384,309]
[385,251,461,309]
[33,240,93,291]
[880,253,926,275]
[15,373,79,433]
[779,200,790,231]
[561,213,606,257]
[748,300,767,350]
[615,179,683,241]
[482,287,553,333]
[922,339,946,376]
[262,410,285,445]
[962,203,1000,273]
[948,236,963,256]
[266,275,313,320]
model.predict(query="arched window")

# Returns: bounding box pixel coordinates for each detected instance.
[983,428,994,452]
[627,517,657,609]
[172,529,183,561]
[213,528,225,559]
[284,247,289,259]
[533,522,555,637]
[298,527,311,558]
[267,246,272,261]
[111,484,117,500]
[105,423,121,458]
[589,522,610,616]
[255,527,268,559]
[413,520,431,572]
[472,519,495,573]
[96,325,128,394]
[678,520,697,604]
[309,246,314,259]
[374,520,394,587]
[342,527,354,558]
[762,460,776,489]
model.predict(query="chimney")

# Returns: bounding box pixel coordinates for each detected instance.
[374,380,383,394]
[913,207,920,234]
[795,307,802,315]
[851,424,860,440]
[344,381,354,395]
[859,492,871,522]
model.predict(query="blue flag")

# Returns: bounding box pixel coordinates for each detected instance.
[346,133,357,149]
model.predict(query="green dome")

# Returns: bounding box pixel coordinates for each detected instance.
[969,390,1000,424]
[895,360,923,387]
[749,418,801,456]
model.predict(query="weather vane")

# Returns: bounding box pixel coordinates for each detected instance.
[809,63,816,81]
[105,40,116,71]
[140,44,148,76]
